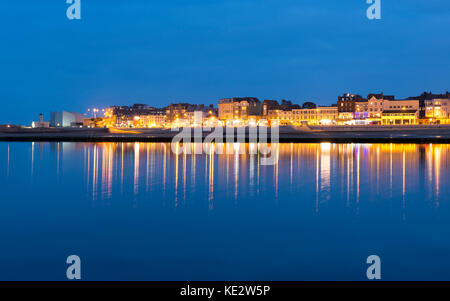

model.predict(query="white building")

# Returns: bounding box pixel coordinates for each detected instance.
[50,111,84,127]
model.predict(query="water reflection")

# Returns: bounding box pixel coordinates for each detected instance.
[4,142,449,215]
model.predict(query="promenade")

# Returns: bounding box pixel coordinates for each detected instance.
[1,125,450,143]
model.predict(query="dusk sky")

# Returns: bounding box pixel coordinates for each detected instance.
[1,0,449,125]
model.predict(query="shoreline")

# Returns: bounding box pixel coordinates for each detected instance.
[1,137,449,144]
[1,125,450,143]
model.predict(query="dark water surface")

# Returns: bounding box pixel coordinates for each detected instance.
[0,142,449,280]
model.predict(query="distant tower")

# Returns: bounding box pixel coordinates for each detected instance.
[39,113,43,123]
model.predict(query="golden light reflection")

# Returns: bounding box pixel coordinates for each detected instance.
[134,142,140,195]
[234,143,239,200]
[86,145,90,189]
[274,143,279,199]
[183,151,187,202]
[249,146,255,188]
[175,142,179,205]
[356,145,360,206]
[346,144,353,207]
[315,147,319,213]
[208,143,214,210]
[107,144,113,198]
[320,142,331,203]
[146,144,150,192]
[390,143,393,197]
[402,148,406,221]
[290,143,293,187]
[121,143,124,194]
[434,146,441,199]
[65,142,450,212]
[163,143,167,196]
[92,144,98,201]
[100,144,114,199]
[402,149,406,202]
[376,147,380,194]
[191,144,196,191]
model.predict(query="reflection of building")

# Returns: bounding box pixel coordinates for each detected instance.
[218,97,262,121]
[31,113,50,128]
[50,111,84,127]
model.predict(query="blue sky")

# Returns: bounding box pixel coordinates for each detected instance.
[0,0,449,124]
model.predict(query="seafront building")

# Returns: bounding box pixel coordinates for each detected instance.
[166,103,217,127]
[218,97,262,125]
[292,106,338,125]
[50,111,84,127]
[367,94,394,120]
[425,98,450,124]
[35,91,450,128]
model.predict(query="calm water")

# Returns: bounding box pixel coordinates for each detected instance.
[0,142,449,280]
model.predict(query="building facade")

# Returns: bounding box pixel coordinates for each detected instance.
[425,98,450,124]
[50,111,84,127]
[292,106,338,125]
[381,110,419,125]
[262,100,279,117]
[367,94,393,119]
[218,97,262,121]
[337,93,364,113]
[137,114,167,128]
